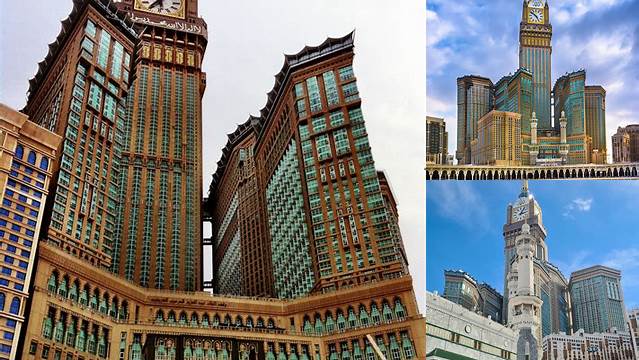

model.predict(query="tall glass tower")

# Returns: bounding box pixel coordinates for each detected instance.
[112,0,208,291]
[519,0,552,129]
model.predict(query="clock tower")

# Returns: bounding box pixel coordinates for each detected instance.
[112,0,208,291]
[519,0,552,129]
[503,180,547,322]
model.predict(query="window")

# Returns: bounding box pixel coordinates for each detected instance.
[15,145,23,159]
[342,82,360,102]
[323,71,339,106]
[97,30,111,69]
[9,297,19,315]
[339,66,354,81]
[27,151,36,165]
[307,77,322,112]
[85,20,97,37]
[103,94,117,121]
[88,83,103,110]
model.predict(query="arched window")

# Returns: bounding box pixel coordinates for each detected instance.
[40,157,49,171]
[27,151,36,165]
[9,297,20,315]
[15,145,24,159]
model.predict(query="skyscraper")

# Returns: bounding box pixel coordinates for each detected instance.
[519,0,552,129]
[471,110,522,166]
[585,86,607,163]
[21,0,138,271]
[209,33,408,299]
[456,75,493,164]
[0,104,61,360]
[425,116,448,164]
[111,0,208,291]
[207,117,274,297]
[612,125,639,163]
[443,270,482,312]
[570,265,628,333]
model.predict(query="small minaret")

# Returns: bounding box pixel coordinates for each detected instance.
[530,112,539,165]
[559,111,569,163]
[508,223,543,360]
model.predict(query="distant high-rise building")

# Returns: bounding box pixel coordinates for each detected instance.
[442,270,505,324]
[451,0,607,167]
[629,309,639,349]
[456,76,493,164]
[111,0,209,291]
[519,0,552,129]
[478,283,504,324]
[443,270,482,313]
[570,265,628,334]
[426,116,448,164]
[612,125,639,163]
[543,328,636,360]
[471,110,522,166]
[0,104,61,360]
[585,86,607,164]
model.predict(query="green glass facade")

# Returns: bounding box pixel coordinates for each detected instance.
[553,71,586,136]
[520,45,552,129]
[570,270,627,333]
[266,140,315,298]
[39,19,132,268]
[456,76,493,164]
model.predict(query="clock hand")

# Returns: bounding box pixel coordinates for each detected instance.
[150,0,163,9]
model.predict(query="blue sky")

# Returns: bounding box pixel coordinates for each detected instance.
[426,181,639,310]
[427,0,639,161]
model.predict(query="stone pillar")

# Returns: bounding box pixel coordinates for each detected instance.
[530,112,539,165]
[559,111,569,163]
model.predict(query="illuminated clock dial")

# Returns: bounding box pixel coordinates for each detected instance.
[529,9,544,23]
[138,0,184,17]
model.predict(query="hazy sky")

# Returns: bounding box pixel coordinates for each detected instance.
[427,181,639,310]
[427,0,639,162]
[0,1,425,310]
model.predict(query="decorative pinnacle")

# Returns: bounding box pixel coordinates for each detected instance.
[520,179,529,198]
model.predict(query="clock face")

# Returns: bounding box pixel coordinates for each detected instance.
[512,205,529,222]
[135,0,185,18]
[528,8,544,23]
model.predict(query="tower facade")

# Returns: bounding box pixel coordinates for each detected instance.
[425,116,448,165]
[503,181,571,336]
[519,0,552,129]
[456,76,493,164]
[0,104,61,360]
[570,265,628,333]
[507,223,543,360]
[22,0,138,269]
[111,0,208,291]
[585,86,607,163]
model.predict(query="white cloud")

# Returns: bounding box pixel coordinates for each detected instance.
[427,183,489,231]
[563,197,593,217]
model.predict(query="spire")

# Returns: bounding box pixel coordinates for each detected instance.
[519,180,529,198]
